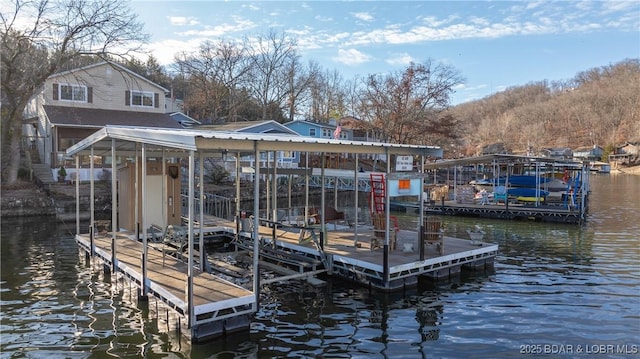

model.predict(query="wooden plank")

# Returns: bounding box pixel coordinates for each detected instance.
[86,234,252,307]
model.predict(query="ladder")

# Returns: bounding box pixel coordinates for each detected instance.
[369,173,386,214]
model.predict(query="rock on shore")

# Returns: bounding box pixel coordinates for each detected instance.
[1,183,56,217]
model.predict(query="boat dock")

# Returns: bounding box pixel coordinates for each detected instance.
[248,227,497,291]
[75,215,497,342]
[391,199,586,223]
[421,154,591,224]
[195,215,497,292]
[63,125,495,343]
[75,231,255,342]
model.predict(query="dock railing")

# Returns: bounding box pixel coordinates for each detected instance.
[181,190,233,220]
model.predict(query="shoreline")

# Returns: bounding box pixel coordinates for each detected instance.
[2,166,639,219]
[610,164,640,175]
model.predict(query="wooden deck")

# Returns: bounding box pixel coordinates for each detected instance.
[228,215,498,291]
[76,231,255,342]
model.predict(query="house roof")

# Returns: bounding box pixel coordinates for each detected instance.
[168,112,201,128]
[574,146,603,152]
[199,120,299,135]
[44,105,181,129]
[49,61,170,93]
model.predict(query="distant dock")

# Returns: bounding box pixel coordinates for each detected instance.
[391,199,586,224]
[421,154,591,224]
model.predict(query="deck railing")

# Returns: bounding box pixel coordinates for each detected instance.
[181,190,234,220]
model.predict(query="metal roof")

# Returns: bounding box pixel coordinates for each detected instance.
[66,125,443,158]
[423,154,584,169]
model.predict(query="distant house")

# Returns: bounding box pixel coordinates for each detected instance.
[540,147,573,160]
[618,142,640,157]
[165,97,184,113]
[23,61,180,170]
[284,118,390,166]
[338,116,373,142]
[199,120,302,175]
[610,142,640,165]
[573,145,604,161]
[480,142,509,156]
[284,119,352,140]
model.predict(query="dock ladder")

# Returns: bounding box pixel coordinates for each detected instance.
[369,173,386,214]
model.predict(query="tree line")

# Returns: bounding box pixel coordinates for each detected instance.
[449,59,640,158]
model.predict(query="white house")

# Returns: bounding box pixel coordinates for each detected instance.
[23,61,180,171]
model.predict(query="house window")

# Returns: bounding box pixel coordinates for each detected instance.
[309,128,316,136]
[131,91,154,107]
[322,128,332,137]
[60,84,87,102]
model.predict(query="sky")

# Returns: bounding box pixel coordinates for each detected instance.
[130,1,640,105]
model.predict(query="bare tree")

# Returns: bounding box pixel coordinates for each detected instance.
[284,58,319,121]
[244,30,298,121]
[173,39,251,122]
[358,60,464,144]
[1,0,147,185]
[308,68,348,122]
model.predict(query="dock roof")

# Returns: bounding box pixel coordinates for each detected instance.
[423,154,584,169]
[66,125,443,158]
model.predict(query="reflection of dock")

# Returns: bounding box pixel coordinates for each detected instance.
[76,231,254,343]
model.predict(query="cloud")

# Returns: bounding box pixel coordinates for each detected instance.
[353,12,374,22]
[142,38,204,65]
[167,16,199,26]
[386,53,415,66]
[333,48,372,66]
[177,17,257,37]
[241,3,260,11]
[315,15,333,22]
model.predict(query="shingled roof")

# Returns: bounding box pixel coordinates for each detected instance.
[44,105,181,129]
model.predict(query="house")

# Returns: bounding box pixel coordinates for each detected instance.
[609,142,640,166]
[165,97,184,113]
[198,120,302,178]
[540,147,573,160]
[573,145,604,162]
[338,116,374,142]
[284,119,352,140]
[23,61,181,174]
[283,118,388,168]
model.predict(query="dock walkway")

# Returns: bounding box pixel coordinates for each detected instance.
[76,232,255,342]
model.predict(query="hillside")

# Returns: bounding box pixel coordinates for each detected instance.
[449,58,640,157]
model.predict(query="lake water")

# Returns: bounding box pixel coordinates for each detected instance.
[1,174,639,358]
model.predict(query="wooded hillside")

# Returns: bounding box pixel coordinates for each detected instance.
[449,59,640,157]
